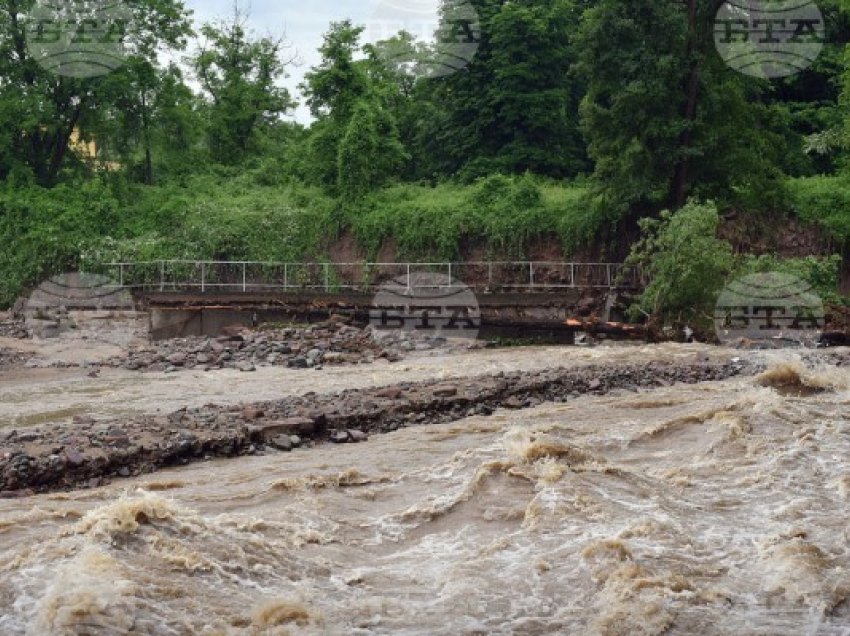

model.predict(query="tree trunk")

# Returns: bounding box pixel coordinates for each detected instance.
[671,0,700,209]
[141,91,154,185]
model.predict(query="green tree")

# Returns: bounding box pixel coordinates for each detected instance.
[417,0,586,180]
[0,0,193,185]
[300,21,371,187]
[577,0,784,215]
[193,7,295,163]
[337,99,407,201]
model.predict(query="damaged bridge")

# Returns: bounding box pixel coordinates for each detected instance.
[87,260,645,341]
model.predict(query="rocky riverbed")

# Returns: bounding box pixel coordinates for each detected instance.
[0,356,759,495]
[8,317,480,373]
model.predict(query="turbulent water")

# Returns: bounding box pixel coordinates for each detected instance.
[1,347,850,634]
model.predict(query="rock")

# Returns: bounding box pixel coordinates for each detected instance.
[433,385,458,398]
[64,448,86,467]
[588,378,602,390]
[196,353,211,364]
[289,435,302,448]
[270,435,293,452]
[330,431,350,444]
[104,428,130,447]
[348,429,368,443]
[237,361,256,373]
[288,357,309,369]
[220,325,246,339]
[241,407,265,421]
[375,387,403,400]
[167,352,187,366]
[118,467,131,477]
[502,396,524,409]
[252,417,316,440]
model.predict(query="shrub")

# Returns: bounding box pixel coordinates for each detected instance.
[625,200,735,325]
[788,175,850,243]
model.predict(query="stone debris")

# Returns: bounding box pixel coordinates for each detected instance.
[0,358,758,494]
[0,317,27,340]
[8,321,479,373]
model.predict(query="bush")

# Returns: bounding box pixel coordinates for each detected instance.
[347,175,599,260]
[626,200,735,325]
[737,253,842,306]
[788,175,850,242]
[0,172,605,308]
[0,180,121,306]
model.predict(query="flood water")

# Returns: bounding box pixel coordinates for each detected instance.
[1,345,849,635]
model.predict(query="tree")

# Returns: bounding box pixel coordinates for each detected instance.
[93,61,202,183]
[302,20,370,122]
[0,0,193,185]
[192,6,295,163]
[415,0,586,180]
[337,99,407,201]
[577,0,784,215]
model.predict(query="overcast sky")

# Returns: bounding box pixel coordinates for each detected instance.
[184,0,442,123]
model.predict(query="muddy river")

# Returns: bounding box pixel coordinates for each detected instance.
[0,345,848,634]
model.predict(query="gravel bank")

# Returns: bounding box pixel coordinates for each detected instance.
[0,357,760,495]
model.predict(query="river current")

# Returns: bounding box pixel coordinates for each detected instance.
[0,345,848,635]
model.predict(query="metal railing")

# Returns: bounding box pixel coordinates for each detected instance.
[84,260,644,294]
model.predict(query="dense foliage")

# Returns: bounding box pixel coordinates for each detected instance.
[2,0,850,321]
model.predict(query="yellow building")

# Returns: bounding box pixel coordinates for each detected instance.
[69,128,120,170]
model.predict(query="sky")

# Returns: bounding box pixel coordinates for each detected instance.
[184,0,443,123]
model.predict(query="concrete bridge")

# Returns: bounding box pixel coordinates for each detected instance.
[81,261,644,340]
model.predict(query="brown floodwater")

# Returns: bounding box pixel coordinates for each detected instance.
[1,346,849,635]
